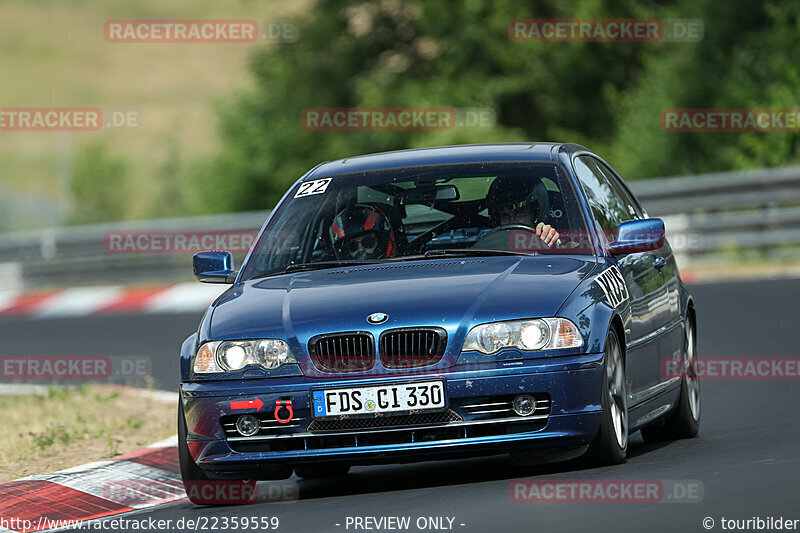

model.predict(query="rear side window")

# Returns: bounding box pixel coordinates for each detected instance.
[592,159,644,219]
[573,156,632,242]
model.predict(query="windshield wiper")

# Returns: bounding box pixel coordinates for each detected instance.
[252,251,529,280]
[422,249,534,258]
[283,260,383,273]
[250,260,382,280]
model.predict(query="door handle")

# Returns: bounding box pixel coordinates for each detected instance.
[652,256,666,271]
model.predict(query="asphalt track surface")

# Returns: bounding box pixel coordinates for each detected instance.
[2,278,799,532]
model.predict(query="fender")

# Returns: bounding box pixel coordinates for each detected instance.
[556,260,633,354]
[179,332,198,382]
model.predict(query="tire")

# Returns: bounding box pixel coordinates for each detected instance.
[294,464,351,479]
[641,315,700,442]
[587,328,628,466]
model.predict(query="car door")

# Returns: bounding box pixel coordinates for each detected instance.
[593,159,684,384]
[573,155,670,403]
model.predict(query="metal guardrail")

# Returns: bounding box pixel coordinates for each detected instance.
[630,165,800,214]
[0,211,269,290]
[630,165,800,264]
[0,166,799,290]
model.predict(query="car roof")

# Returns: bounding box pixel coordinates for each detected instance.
[305,142,588,179]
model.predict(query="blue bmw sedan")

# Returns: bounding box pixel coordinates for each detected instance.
[178,143,699,496]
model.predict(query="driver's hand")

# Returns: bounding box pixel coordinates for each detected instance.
[535,222,559,247]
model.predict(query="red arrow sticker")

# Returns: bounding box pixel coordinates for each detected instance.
[229,397,264,411]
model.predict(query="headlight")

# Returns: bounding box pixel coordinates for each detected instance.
[193,339,297,373]
[219,342,248,370]
[462,318,582,354]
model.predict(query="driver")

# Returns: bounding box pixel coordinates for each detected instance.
[486,176,560,247]
[330,203,397,260]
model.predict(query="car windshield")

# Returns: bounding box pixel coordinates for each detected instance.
[241,162,592,280]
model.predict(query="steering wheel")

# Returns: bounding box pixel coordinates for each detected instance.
[481,224,538,236]
[472,224,550,252]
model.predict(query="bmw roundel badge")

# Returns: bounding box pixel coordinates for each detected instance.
[367,312,388,324]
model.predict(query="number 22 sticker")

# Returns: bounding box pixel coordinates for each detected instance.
[295,178,331,198]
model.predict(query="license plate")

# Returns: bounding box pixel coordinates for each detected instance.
[312,380,445,417]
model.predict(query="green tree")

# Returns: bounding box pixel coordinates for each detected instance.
[193,0,800,213]
[606,0,800,178]
[193,0,652,212]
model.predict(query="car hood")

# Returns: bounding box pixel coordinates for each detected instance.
[209,255,598,346]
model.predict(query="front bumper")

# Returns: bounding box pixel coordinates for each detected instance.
[180,353,604,477]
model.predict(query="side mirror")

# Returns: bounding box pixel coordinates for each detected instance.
[608,218,665,255]
[193,251,237,284]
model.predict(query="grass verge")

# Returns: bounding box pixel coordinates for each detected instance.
[0,384,176,482]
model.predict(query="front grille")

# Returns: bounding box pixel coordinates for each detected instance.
[309,332,375,373]
[308,409,461,433]
[379,327,447,369]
